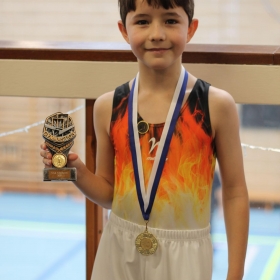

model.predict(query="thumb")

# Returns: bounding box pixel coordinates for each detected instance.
[68,151,79,162]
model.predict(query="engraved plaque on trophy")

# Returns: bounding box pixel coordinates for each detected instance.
[42,112,77,181]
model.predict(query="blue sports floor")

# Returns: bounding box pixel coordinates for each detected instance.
[0,193,280,280]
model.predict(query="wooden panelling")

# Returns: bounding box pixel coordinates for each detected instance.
[1,60,279,104]
[183,44,280,65]
[0,41,280,65]
[85,100,103,280]
[275,47,280,65]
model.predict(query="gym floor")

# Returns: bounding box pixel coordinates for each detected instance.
[0,193,280,280]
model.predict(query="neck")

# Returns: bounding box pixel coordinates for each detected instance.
[137,62,183,95]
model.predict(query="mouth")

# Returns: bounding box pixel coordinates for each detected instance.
[146,48,170,51]
[145,48,171,55]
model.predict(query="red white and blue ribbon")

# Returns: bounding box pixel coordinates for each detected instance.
[128,66,188,221]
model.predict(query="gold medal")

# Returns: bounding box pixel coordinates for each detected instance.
[135,221,158,256]
[137,120,149,134]
[52,153,67,168]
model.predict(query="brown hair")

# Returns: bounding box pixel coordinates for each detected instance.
[118,0,195,26]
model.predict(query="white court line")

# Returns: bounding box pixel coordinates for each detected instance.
[244,245,259,278]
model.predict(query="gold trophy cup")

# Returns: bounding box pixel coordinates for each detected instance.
[42,112,77,181]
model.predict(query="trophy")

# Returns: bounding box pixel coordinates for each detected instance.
[42,112,77,181]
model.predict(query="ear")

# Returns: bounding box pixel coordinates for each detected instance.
[118,20,130,44]
[186,19,199,43]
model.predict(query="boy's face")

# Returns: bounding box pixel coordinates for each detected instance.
[118,0,198,70]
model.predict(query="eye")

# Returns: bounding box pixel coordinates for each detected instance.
[136,20,149,25]
[166,19,178,24]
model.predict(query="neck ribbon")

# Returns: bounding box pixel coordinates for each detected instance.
[128,66,188,221]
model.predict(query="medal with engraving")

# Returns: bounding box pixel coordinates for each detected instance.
[137,120,149,134]
[52,153,67,168]
[135,227,158,256]
[42,112,77,181]
[135,221,158,256]
[128,66,188,256]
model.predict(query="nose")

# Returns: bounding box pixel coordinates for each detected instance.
[149,22,166,41]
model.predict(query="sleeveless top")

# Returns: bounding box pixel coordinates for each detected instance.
[110,79,216,230]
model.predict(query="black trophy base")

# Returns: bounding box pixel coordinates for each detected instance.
[43,167,77,181]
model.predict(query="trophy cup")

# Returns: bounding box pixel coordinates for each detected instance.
[42,112,77,181]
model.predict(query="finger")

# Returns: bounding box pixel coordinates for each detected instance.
[40,149,51,159]
[40,150,48,157]
[43,157,52,167]
[45,150,52,159]
[40,142,47,150]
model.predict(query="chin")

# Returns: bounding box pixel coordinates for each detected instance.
[145,62,179,72]
[141,60,170,69]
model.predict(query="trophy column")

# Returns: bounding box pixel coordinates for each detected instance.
[42,112,77,181]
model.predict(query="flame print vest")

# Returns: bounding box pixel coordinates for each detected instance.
[110,79,216,229]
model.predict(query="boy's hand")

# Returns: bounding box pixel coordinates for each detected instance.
[40,142,52,167]
[40,142,79,168]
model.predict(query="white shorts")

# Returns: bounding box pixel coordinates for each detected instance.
[91,212,212,280]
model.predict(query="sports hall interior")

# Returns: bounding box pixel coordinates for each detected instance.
[0,1,280,279]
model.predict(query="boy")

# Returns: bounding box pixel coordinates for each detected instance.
[41,0,249,279]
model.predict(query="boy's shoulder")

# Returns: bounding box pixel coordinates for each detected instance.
[208,85,236,109]
[208,84,238,133]
[188,73,234,107]
[189,71,233,103]
[96,90,115,103]
[95,81,131,105]
[93,90,116,134]
[93,90,115,118]
[95,81,131,111]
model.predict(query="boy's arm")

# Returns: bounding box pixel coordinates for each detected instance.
[41,91,115,209]
[210,87,249,280]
